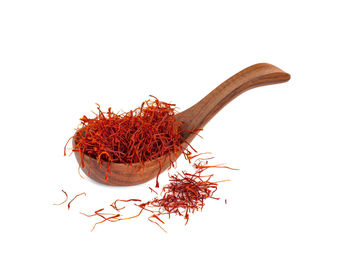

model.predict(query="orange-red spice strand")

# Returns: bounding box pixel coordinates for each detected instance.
[67,192,86,210]
[65,96,195,182]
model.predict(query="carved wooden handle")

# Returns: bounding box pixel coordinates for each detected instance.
[177,63,291,138]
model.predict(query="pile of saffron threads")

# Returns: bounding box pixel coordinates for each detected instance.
[144,169,221,225]
[65,96,195,182]
[78,159,235,232]
[60,97,237,232]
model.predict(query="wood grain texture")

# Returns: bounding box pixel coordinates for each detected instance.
[73,139,179,185]
[74,63,290,186]
[176,63,291,139]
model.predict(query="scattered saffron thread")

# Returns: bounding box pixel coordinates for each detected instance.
[110,199,142,212]
[149,186,158,195]
[53,190,68,206]
[148,215,167,233]
[67,192,86,210]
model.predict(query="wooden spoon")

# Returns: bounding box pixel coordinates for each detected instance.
[74,63,290,186]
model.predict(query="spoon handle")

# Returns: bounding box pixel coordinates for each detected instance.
[178,63,291,136]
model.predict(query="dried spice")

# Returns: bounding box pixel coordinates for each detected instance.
[53,190,68,206]
[79,159,234,231]
[65,96,194,182]
[61,98,236,232]
[67,192,86,210]
[144,169,220,225]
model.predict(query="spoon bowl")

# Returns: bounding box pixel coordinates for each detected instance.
[74,63,291,186]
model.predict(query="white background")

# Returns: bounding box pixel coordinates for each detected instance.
[1,1,349,255]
